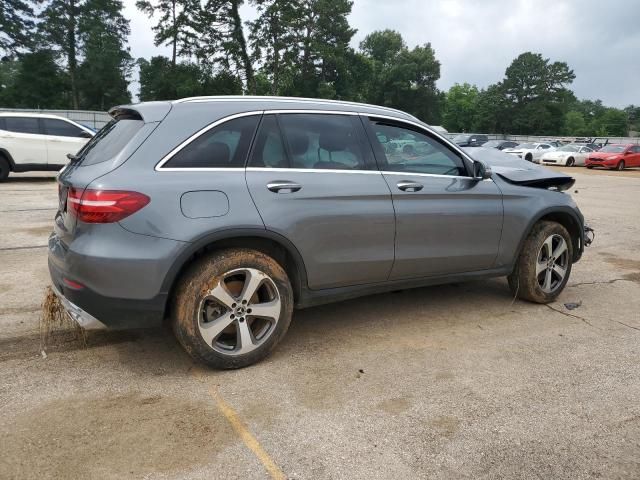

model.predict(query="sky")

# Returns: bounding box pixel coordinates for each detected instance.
[123,0,640,107]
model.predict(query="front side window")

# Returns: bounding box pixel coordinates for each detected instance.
[43,118,85,138]
[4,117,40,134]
[368,119,467,176]
[164,115,259,169]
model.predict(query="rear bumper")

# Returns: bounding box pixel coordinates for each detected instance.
[48,255,167,329]
[47,226,182,329]
[50,283,106,330]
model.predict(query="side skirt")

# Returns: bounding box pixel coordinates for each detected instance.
[295,266,512,309]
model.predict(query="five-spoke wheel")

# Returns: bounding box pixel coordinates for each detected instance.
[172,249,293,369]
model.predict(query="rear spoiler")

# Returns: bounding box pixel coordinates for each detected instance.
[108,101,172,123]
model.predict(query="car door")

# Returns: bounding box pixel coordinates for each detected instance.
[630,146,640,167]
[246,112,395,290]
[42,118,92,166]
[363,116,503,279]
[0,116,47,166]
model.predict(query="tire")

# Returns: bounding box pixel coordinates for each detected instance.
[508,221,573,304]
[525,153,533,162]
[586,165,594,169]
[172,248,294,369]
[566,157,575,167]
[0,157,10,182]
[616,160,625,171]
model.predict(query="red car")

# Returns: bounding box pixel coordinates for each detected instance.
[585,144,640,170]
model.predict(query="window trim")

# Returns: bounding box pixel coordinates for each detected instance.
[362,115,473,178]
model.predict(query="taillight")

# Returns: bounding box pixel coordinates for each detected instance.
[67,188,150,223]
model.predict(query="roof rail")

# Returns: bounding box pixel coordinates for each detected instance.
[173,95,416,120]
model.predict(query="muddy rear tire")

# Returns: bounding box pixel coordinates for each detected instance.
[508,221,573,303]
[172,248,293,369]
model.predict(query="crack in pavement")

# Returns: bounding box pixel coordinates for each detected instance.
[0,245,48,252]
[545,304,598,329]
[568,278,629,287]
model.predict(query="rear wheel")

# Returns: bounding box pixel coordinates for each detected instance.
[566,157,575,167]
[172,248,293,369]
[616,160,625,171]
[0,157,10,182]
[508,221,573,303]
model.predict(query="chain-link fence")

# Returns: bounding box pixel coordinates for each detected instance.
[0,108,111,130]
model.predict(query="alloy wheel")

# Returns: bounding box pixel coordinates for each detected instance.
[536,234,569,294]
[198,268,281,355]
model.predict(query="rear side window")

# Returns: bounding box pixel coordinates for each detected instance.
[249,115,287,168]
[277,113,367,170]
[75,119,145,166]
[43,118,85,137]
[163,115,259,169]
[4,117,40,134]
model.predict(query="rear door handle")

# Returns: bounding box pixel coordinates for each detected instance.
[267,181,302,193]
[397,181,423,192]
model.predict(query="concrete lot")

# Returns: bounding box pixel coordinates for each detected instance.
[1,168,639,479]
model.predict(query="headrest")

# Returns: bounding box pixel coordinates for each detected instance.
[288,131,309,155]
[319,130,350,152]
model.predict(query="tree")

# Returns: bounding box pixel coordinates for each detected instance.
[136,0,200,67]
[138,56,241,101]
[39,0,82,108]
[77,0,133,109]
[592,108,628,137]
[563,111,587,136]
[38,0,133,109]
[1,51,69,108]
[249,0,300,95]
[474,83,509,133]
[502,52,575,134]
[0,0,35,56]
[442,83,479,132]
[358,30,442,123]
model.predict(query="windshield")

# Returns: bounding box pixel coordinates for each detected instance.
[74,118,145,165]
[517,143,537,149]
[482,140,501,147]
[452,134,470,143]
[557,145,579,152]
[599,145,626,153]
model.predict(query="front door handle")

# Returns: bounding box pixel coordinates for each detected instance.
[267,181,302,193]
[397,181,423,192]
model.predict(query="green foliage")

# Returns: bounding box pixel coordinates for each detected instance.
[0,51,69,108]
[502,52,575,134]
[563,111,587,136]
[358,30,442,123]
[442,83,479,132]
[0,0,35,55]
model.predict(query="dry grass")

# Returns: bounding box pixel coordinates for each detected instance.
[40,286,86,353]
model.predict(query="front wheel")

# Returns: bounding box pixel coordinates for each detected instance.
[566,157,575,167]
[616,160,625,171]
[525,153,533,162]
[172,248,294,369]
[508,221,573,303]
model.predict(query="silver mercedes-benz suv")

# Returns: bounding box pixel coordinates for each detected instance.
[49,96,590,368]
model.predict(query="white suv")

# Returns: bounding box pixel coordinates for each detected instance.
[0,113,94,181]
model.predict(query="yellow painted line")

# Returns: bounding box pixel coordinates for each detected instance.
[191,367,285,480]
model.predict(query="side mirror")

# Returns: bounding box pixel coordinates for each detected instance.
[79,131,93,139]
[472,161,492,180]
[625,150,632,155]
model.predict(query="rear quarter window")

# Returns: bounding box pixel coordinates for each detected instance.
[75,119,145,166]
